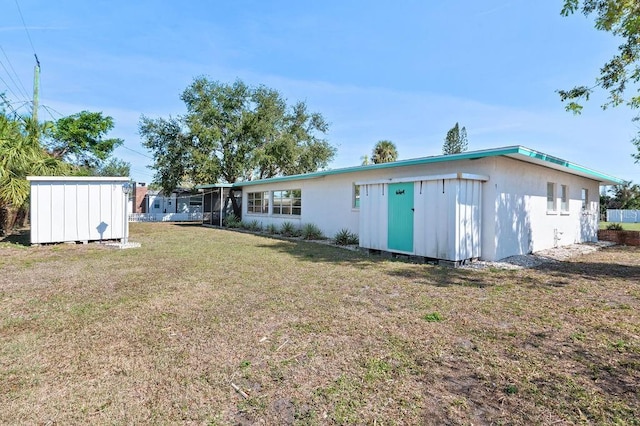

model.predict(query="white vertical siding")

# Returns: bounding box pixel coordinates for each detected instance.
[455,179,482,260]
[28,177,128,244]
[359,183,388,250]
[414,179,449,259]
[361,177,483,261]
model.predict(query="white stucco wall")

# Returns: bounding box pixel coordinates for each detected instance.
[484,157,600,260]
[238,156,602,261]
[239,173,361,237]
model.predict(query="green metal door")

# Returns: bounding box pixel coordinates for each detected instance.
[387,182,414,252]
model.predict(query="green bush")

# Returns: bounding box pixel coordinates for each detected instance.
[225,214,241,228]
[280,221,299,237]
[301,223,324,240]
[265,223,278,234]
[334,228,359,245]
[606,223,624,230]
[247,219,262,231]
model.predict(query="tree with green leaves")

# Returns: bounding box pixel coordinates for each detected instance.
[46,111,124,169]
[612,181,640,210]
[442,122,468,155]
[371,140,398,164]
[0,112,68,234]
[558,1,640,161]
[94,158,131,177]
[140,77,336,193]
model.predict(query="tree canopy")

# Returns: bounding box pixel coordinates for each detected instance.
[558,1,640,161]
[442,122,468,155]
[371,140,398,164]
[46,111,124,169]
[0,112,68,215]
[140,77,336,193]
[601,181,640,210]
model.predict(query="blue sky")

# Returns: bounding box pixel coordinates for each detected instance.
[2,0,639,184]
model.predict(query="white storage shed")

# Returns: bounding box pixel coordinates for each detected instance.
[358,173,486,262]
[27,176,130,244]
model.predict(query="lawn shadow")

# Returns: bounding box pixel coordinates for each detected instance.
[254,238,373,267]
[255,237,505,288]
[533,260,640,282]
[386,265,502,288]
[170,222,204,228]
[0,228,31,246]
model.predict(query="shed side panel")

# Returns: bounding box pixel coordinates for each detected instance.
[50,183,65,243]
[415,180,444,259]
[76,184,90,240]
[30,183,41,243]
[443,179,458,260]
[88,184,102,240]
[63,184,78,241]
[359,184,387,250]
[456,180,482,260]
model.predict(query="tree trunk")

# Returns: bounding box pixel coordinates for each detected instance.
[0,205,27,236]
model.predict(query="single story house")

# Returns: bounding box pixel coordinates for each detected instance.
[226,146,623,262]
[146,188,204,214]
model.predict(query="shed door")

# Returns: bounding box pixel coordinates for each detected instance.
[387,182,414,252]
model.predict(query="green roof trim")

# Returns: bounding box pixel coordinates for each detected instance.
[227,145,623,188]
[515,146,624,185]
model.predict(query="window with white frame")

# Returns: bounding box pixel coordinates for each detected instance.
[560,185,569,212]
[581,188,589,210]
[353,184,360,209]
[547,182,556,211]
[273,189,301,215]
[247,191,269,214]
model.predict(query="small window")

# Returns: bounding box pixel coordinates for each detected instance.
[154,202,160,209]
[547,182,556,211]
[560,185,569,212]
[353,184,360,209]
[247,191,269,214]
[581,188,589,210]
[273,189,301,216]
[189,196,202,206]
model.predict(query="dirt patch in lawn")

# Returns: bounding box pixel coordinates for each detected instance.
[1,223,639,424]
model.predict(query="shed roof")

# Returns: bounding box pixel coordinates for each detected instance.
[27,176,130,182]
[230,146,624,187]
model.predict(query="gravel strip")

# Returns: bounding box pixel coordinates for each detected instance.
[462,241,617,270]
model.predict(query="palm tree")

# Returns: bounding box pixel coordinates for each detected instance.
[0,113,68,233]
[371,140,398,164]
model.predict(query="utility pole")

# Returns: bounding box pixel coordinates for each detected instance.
[32,54,40,122]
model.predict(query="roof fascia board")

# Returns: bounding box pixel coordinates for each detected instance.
[355,172,489,185]
[515,147,624,185]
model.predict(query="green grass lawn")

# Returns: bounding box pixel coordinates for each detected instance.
[1,223,639,424]
[600,221,640,231]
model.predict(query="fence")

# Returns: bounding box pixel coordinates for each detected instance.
[128,213,203,222]
[607,210,640,223]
